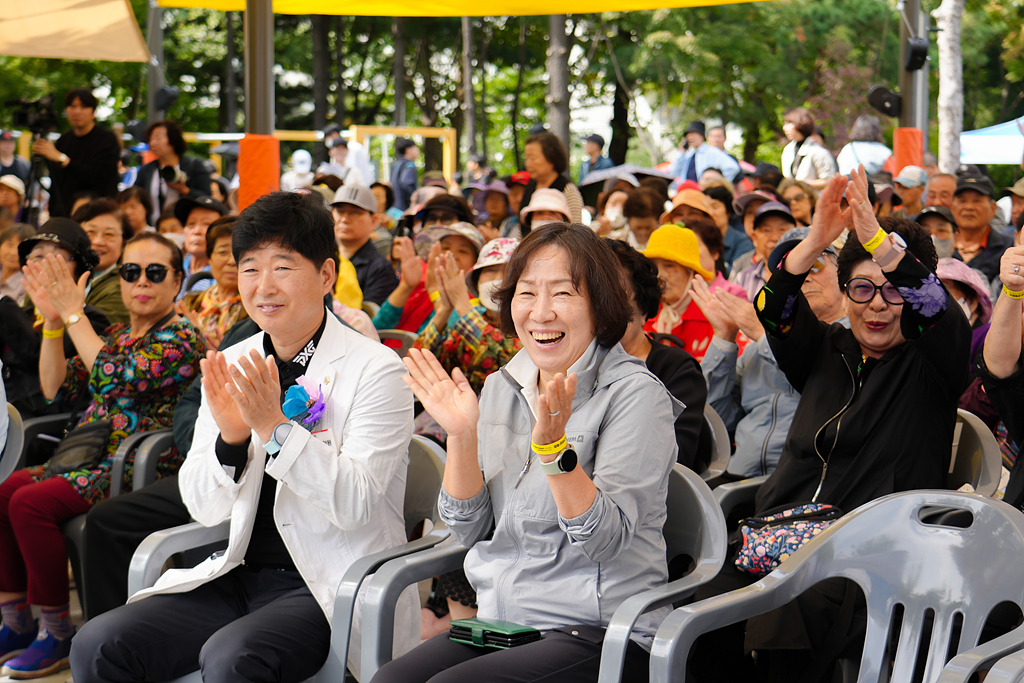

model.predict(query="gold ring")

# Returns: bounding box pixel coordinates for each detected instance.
[859,200,867,206]
[51,281,57,287]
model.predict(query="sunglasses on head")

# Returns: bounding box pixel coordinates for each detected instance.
[119,263,172,284]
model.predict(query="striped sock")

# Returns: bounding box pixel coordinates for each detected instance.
[40,606,74,641]
[0,601,34,635]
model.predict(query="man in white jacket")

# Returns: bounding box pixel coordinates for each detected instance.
[71,190,418,682]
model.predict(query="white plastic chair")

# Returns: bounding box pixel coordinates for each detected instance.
[650,490,1024,683]
[699,404,731,482]
[128,434,448,683]
[378,329,418,358]
[0,403,25,484]
[356,465,728,683]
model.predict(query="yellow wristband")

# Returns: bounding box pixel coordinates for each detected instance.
[1004,285,1024,300]
[532,435,567,455]
[42,327,65,339]
[429,291,440,303]
[863,228,888,254]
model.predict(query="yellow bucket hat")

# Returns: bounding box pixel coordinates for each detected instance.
[642,224,714,282]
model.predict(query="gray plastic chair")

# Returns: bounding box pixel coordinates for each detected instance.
[356,464,728,683]
[362,301,381,318]
[378,329,418,358]
[128,434,449,683]
[649,490,1024,683]
[0,403,25,484]
[699,404,731,482]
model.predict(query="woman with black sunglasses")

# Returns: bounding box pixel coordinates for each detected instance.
[0,232,204,679]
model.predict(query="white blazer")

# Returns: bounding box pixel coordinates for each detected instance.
[130,312,420,673]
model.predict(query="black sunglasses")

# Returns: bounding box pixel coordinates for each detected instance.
[119,263,172,284]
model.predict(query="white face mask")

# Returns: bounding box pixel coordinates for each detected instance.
[933,235,954,259]
[957,296,973,319]
[478,279,501,312]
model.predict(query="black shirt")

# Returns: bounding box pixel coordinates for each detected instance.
[49,125,120,217]
[214,311,328,570]
[349,239,398,306]
[644,338,708,469]
[1,156,30,184]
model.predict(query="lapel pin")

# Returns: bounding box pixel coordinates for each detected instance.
[324,376,331,384]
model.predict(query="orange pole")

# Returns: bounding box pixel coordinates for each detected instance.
[237,134,280,212]
[892,128,923,176]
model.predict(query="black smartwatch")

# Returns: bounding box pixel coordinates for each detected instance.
[540,447,578,475]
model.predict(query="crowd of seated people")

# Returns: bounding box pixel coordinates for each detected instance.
[5,92,1024,683]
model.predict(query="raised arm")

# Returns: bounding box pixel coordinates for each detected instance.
[984,246,1024,378]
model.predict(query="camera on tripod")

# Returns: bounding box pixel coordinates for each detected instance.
[5,96,59,137]
[160,166,188,185]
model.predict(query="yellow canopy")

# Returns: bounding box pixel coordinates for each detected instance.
[158,0,755,16]
[1,0,149,62]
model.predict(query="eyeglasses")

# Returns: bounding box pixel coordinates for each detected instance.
[119,263,172,284]
[754,223,792,236]
[845,277,904,305]
[809,258,829,274]
[425,211,458,226]
[787,193,808,202]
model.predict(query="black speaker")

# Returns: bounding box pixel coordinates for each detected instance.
[155,86,180,112]
[867,86,902,118]
[905,37,929,71]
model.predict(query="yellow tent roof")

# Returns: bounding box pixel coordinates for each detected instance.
[1,0,149,62]
[158,0,755,16]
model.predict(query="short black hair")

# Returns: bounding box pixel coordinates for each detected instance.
[65,88,98,110]
[494,222,632,348]
[623,186,663,220]
[212,177,230,201]
[423,193,475,223]
[837,217,937,286]
[371,181,394,211]
[72,198,133,243]
[525,133,569,175]
[117,186,154,221]
[607,239,663,321]
[145,120,187,158]
[205,215,238,258]
[395,138,416,156]
[703,185,735,216]
[121,232,184,277]
[232,191,336,270]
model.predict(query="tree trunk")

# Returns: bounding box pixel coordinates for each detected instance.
[743,120,760,164]
[225,12,238,132]
[311,15,330,165]
[547,15,571,150]
[462,17,478,157]
[392,18,407,126]
[933,0,965,173]
[609,75,630,166]
[479,23,491,162]
[334,17,347,126]
[511,20,527,170]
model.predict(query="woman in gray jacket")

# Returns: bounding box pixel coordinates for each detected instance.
[373,223,682,683]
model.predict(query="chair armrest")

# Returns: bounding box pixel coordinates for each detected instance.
[127,520,231,598]
[359,539,471,682]
[21,413,72,462]
[130,430,175,491]
[713,475,768,519]
[937,624,1024,683]
[597,561,723,683]
[108,430,165,498]
[309,527,451,683]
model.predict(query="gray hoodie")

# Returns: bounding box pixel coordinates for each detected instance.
[438,341,682,648]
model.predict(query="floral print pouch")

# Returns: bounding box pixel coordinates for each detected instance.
[735,503,844,576]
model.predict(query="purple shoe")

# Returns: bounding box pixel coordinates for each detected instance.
[1,628,73,679]
[0,623,38,665]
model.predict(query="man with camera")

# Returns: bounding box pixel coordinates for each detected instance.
[134,120,211,226]
[31,89,120,218]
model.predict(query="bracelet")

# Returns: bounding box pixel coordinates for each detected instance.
[1003,285,1024,300]
[532,435,567,455]
[429,291,440,303]
[862,228,888,254]
[42,327,64,339]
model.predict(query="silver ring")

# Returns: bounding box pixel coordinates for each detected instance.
[1015,265,1020,275]
[548,410,561,417]
[51,281,57,287]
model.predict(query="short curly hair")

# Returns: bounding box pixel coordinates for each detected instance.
[837,217,937,286]
[606,239,663,321]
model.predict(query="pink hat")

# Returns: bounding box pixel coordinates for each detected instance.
[936,257,992,325]
[520,188,572,223]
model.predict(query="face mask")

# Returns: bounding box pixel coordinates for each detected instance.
[933,235,954,259]
[478,279,501,312]
[957,296,973,319]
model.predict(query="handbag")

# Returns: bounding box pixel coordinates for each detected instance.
[449,617,542,649]
[43,419,114,476]
[734,503,843,577]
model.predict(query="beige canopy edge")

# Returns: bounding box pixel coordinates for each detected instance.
[157,0,759,16]
[1,0,150,63]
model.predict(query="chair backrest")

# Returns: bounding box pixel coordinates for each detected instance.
[755,491,1024,683]
[0,403,24,484]
[378,329,418,358]
[362,301,381,318]
[664,464,728,577]
[405,435,446,538]
[698,404,731,482]
[949,409,1001,496]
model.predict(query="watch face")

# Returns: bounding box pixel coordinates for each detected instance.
[274,423,292,445]
[560,448,578,473]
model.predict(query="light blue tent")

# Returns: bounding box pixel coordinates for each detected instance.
[960,118,1024,164]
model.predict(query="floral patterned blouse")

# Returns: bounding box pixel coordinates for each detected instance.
[182,283,248,346]
[26,318,205,505]
[415,306,522,395]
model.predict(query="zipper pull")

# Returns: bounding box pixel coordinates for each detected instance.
[811,462,828,503]
[513,457,531,490]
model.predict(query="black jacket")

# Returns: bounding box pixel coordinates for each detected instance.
[753,254,971,515]
[49,125,121,217]
[134,157,212,224]
[645,339,708,470]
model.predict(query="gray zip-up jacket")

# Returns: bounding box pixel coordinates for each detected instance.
[438,342,682,647]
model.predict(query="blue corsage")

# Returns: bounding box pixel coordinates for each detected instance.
[282,376,326,425]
